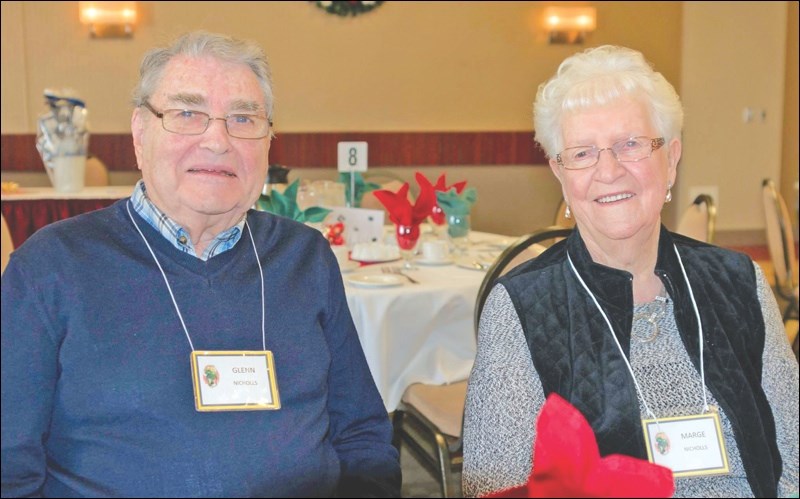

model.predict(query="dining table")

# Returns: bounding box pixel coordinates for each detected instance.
[1,185,135,248]
[341,229,516,412]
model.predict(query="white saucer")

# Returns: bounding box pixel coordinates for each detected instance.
[346,274,404,288]
[338,261,361,273]
[416,257,454,266]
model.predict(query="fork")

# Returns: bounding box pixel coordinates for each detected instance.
[382,266,420,284]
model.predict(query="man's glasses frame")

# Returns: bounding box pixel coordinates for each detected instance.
[141,101,272,140]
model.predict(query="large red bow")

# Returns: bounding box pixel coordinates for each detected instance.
[372,181,435,226]
[485,394,674,498]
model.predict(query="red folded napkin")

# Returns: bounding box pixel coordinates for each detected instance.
[372,181,435,226]
[484,393,674,498]
[416,173,467,224]
[416,172,467,196]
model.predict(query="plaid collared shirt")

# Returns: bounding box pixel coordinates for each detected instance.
[129,180,245,261]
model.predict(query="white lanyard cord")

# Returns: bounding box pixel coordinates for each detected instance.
[245,220,267,351]
[126,201,266,352]
[567,252,658,421]
[672,244,710,412]
[566,243,710,422]
[127,201,195,351]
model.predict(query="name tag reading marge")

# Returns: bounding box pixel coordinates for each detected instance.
[642,411,729,477]
[191,351,280,412]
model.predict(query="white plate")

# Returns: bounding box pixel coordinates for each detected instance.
[350,257,402,264]
[416,257,454,266]
[346,274,405,288]
[338,261,361,273]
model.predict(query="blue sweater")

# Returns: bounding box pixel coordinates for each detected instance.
[1,200,400,497]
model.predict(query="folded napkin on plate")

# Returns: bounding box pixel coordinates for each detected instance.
[338,172,380,208]
[257,179,331,223]
[484,393,674,498]
[372,182,435,226]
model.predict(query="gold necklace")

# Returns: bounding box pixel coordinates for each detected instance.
[632,295,668,343]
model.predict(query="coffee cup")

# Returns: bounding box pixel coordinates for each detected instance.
[421,240,450,262]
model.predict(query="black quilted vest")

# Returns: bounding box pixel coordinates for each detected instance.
[499,226,781,497]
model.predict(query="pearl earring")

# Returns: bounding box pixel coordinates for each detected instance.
[665,184,673,203]
[564,205,571,219]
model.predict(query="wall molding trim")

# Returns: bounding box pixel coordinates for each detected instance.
[2,131,548,172]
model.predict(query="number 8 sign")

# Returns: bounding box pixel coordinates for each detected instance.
[337,142,368,172]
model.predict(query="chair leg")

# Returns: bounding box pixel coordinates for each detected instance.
[434,432,459,497]
[783,298,799,323]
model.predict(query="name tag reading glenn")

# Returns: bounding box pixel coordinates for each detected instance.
[191,351,280,412]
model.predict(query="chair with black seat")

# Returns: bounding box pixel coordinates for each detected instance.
[761,179,799,323]
[391,225,574,498]
[676,193,717,243]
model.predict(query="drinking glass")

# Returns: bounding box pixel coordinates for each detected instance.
[429,204,447,238]
[395,223,421,270]
[447,213,470,256]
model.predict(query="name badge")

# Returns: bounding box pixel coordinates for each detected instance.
[642,410,729,477]
[191,351,281,412]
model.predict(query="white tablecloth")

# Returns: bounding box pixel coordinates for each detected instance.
[343,230,515,411]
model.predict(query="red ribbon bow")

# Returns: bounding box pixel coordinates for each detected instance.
[484,394,675,498]
[372,181,435,226]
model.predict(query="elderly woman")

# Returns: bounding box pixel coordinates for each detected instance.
[462,46,798,498]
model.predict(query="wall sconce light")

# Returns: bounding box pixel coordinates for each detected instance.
[544,6,596,44]
[79,1,137,38]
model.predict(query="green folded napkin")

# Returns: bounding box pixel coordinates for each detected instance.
[436,187,477,238]
[338,172,380,208]
[436,187,477,216]
[256,179,331,223]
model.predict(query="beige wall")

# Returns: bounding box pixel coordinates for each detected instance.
[1,1,682,133]
[781,1,799,239]
[3,1,796,238]
[679,1,790,242]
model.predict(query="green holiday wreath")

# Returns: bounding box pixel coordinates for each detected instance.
[312,1,384,17]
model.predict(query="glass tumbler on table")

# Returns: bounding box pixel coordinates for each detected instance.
[447,213,470,256]
[429,204,447,239]
[395,223,420,270]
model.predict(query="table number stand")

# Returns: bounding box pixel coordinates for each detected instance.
[337,141,368,208]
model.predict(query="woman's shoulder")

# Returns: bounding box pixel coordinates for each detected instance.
[501,237,568,282]
[670,232,754,267]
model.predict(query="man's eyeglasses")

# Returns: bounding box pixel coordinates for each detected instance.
[556,136,666,170]
[142,101,272,140]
